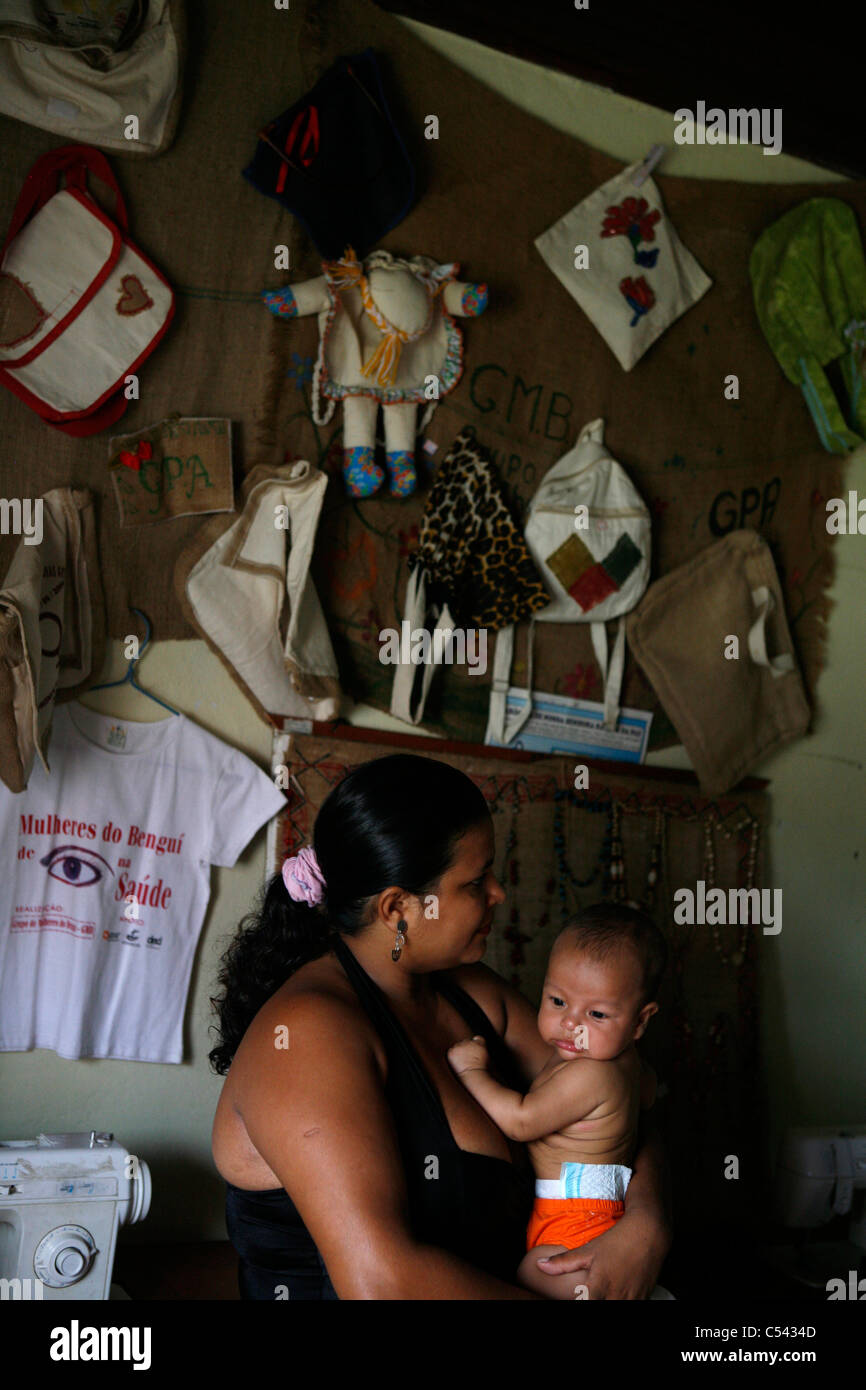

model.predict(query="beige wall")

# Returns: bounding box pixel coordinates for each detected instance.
[1,21,862,1241]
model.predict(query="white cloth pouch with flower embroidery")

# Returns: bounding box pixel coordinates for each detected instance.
[534,160,712,371]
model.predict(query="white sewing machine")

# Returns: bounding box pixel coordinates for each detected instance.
[0,1131,151,1300]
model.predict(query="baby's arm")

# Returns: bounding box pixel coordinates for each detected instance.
[447,1036,606,1143]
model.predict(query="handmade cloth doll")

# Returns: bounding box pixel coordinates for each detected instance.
[263,247,488,498]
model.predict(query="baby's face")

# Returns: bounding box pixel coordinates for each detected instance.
[537,945,647,1061]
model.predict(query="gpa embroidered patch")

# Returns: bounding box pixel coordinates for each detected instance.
[109,416,236,527]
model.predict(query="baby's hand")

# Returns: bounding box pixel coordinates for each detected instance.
[447,1035,489,1076]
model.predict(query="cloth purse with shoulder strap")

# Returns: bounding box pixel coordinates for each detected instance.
[486,418,651,745]
[0,1,186,157]
[626,529,811,795]
[0,145,175,436]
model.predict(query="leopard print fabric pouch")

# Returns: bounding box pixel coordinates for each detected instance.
[408,427,549,630]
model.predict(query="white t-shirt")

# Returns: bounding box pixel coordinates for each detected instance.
[0,702,285,1063]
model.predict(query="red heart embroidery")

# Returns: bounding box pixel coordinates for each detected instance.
[116,274,154,316]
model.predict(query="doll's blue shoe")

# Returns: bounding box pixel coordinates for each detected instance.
[343,446,385,498]
[385,450,417,498]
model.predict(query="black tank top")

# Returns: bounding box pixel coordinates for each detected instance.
[225,936,534,1299]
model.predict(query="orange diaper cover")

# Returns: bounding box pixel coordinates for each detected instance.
[526,1196,625,1252]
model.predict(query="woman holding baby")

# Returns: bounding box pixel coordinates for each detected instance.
[210,753,671,1299]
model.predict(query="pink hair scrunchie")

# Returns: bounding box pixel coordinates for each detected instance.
[282,846,326,906]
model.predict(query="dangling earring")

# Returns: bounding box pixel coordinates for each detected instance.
[391,919,407,962]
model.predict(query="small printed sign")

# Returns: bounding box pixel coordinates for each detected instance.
[486,687,653,762]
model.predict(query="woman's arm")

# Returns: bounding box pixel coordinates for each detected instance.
[233,990,541,1300]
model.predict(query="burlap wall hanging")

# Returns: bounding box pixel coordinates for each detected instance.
[0,0,857,756]
[262,0,857,750]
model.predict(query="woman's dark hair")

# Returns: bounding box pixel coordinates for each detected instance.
[208,753,490,1074]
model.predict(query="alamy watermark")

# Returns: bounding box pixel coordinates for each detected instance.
[1,1276,44,1300]
[378,622,487,676]
[0,498,43,546]
[673,881,782,934]
[674,103,782,157]
[49,1321,151,1370]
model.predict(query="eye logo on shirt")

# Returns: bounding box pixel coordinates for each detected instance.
[39,846,115,889]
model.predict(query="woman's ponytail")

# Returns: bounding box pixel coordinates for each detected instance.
[208,873,333,1075]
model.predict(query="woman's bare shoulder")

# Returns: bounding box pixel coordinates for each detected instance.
[233,952,385,1076]
[442,962,509,1034]
[446,962,549,1084]
[214,953,386,1188]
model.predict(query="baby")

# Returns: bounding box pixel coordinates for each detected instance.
[448,901,666,1298]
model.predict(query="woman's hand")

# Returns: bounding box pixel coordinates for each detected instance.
[447,1034,489,1076]
[534,1203,671,1300]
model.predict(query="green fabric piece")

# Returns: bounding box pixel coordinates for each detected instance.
[601,531,642,586]
[750,197,866,454]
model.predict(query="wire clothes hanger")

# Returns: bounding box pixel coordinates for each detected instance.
[88,608,180,716]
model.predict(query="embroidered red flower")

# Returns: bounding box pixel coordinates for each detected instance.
[620,275,655,326]
[602,196,661,243]
[602,197,661,267]
[331,533,379,604]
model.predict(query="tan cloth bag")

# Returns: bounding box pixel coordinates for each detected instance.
[175,461,343,725]
[626,530,810,794]
[0,486,105,792]
[0,0,186,156]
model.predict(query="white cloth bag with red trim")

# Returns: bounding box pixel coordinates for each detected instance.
[0,146,174,436]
